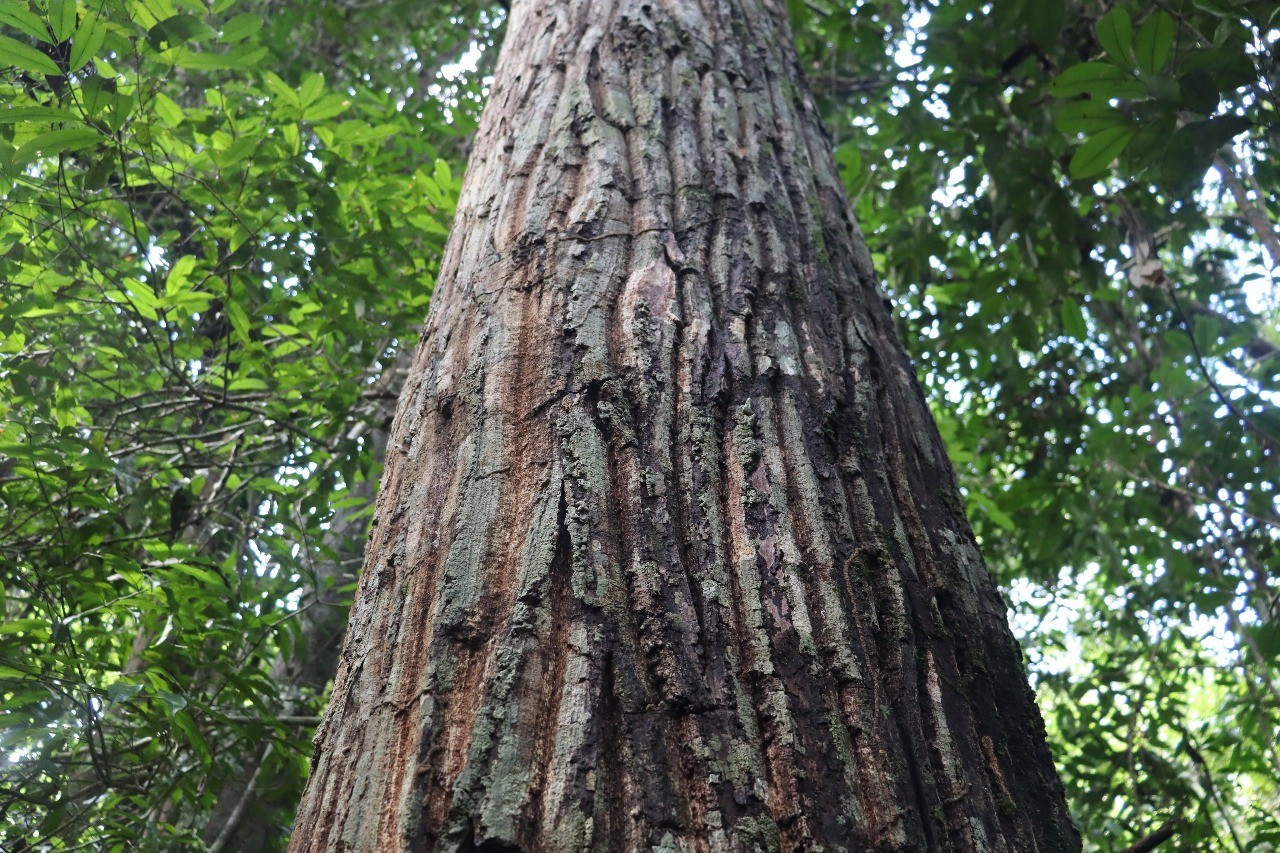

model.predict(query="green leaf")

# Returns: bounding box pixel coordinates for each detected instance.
[215,134,256,166]
[1191,0,1239,15]
[0,618,49,637]
[303,93,350,121]
[927,284,967,306]
[0,4,53,42]
[225,297,250,341]
[13,126,100,168]
[68,9,107,71]
[970,493,1015,531]
[47,0,75,42]
[164,255,195,296]
[219,11,261,41]
[1069,125,1134,179]
[299,71,324,107]
[152,92,183,126]
[147,13,209,50]
[1055,101,1126,135]
[79,73,114,117]
[1253,624,1280,662]
[0,106,79,122]
[155,688,187,716]
[1061,297,1088,339]
[171,43,266,70]
[1050,62,1146,99]
[1161,115,1253,190]
[172,562,223,586]
[434,157,453,186]
[1198,113,1252,147]
[834,141,861,178]
[0,33,61,76]
[104,90,134,132]
[1027,0,1065,48]
[1178,70,1220,115]
[174,710,211,768]
[1192,313,1219,354]
[122,276,158,311]
[261,70,298,106]
[107,681,144,702]
[1134,11,1177,74]
[1096,8,1133,64]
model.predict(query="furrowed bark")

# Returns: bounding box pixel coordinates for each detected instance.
[290,1,1079,850]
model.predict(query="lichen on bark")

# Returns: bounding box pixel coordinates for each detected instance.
[289,1,1080,850]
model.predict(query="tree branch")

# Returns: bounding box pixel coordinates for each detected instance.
[1119,821,1176,853]
[1214,150,1280,268]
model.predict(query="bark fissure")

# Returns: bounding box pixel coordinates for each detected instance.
[291,1,1079,850]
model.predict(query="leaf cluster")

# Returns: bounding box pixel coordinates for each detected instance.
[792,0,1280,847]
[0,0,485,847]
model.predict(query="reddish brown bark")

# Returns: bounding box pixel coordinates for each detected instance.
[290,1,1080,850]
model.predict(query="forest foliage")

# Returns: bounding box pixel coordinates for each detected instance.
[0,0,1276,849]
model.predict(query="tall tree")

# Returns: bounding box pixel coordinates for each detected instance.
[289,0,1078,849]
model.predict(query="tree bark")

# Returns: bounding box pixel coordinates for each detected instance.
[290,1,1079,850]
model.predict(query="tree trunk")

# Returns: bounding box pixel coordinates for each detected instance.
[290,1,1079,850]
